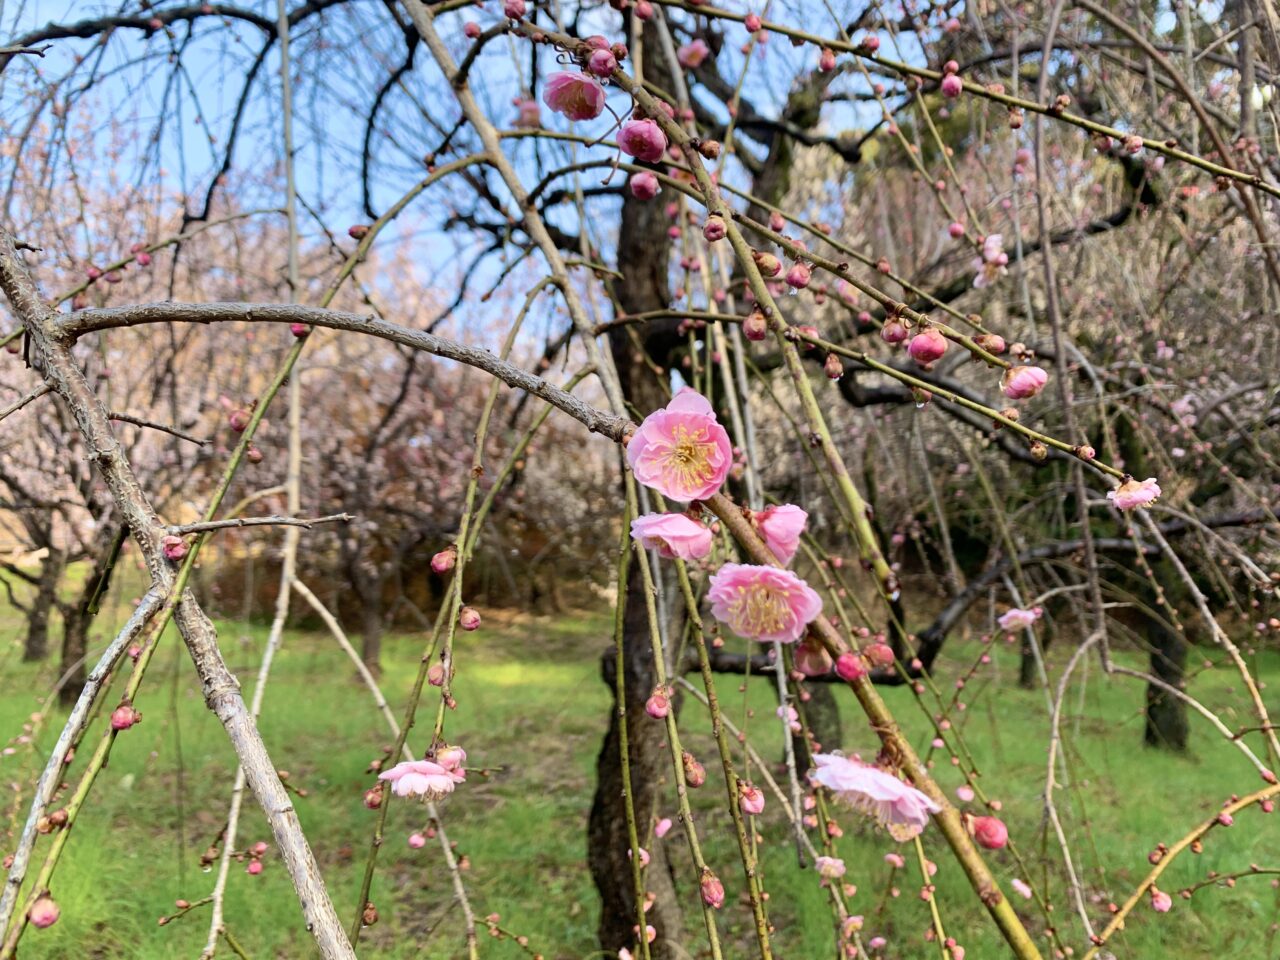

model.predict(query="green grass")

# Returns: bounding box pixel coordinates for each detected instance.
[1,599,1277,959]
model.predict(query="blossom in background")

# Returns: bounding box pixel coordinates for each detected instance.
[998,607,1041,632]
[512,98,541,128]
[1001,365,1049,400]
[756,504,807,565]
[630,513,713,561]
[815,856,847,881]
[707,563,822,643]
[1011,878,1033,899]
[1108,476,1161,510]
[677,39,710,68]
[972,232,1008,288]
[378,758,465,800]
[810,753,940,841]
[627,388,732,501]
[542,72,606,121]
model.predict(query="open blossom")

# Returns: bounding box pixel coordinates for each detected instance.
[618,118,668,162]
[1001,365,1048,400]
[998,607,1041,632]
[542,72,606,121]
[631,513,713,561]
[811,753,940,841]
[972,233,1008,288]
[627,388,732,501]
[756,504,807,565]
[677,39,710,68]
[815,856,847,880]
[378,759,465,800]
[707,563,823,643]
[1108,476,1161,510]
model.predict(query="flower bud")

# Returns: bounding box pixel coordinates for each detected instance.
[347,224,370,240]
[908,329,948,366]
[769,211,786,232]
[586,48,617,77]
[818,48,836,72]
[703,215,727,242]
[835,652,867,682]
[700,870,725,908]
[864,642,895,668]
[362,901,379,926]
[408,832,427,848]
[459,606,481,631]
[629,172,660,201]
[111,704,141,730]
[881,318,909,344]
[682,750,706,787]
[743,310,769,341]
[739,782,765,816]
[1029,441,1048,461]
[431,545,457,574]
[971,815,1008,849]
[645,690,670,719]
[363,785,384,809]
[290,322,310,338]
[246,860,263,875]
[745,13,762,31]
[752,251,781,277]
[428,663,446,686]
[785,262,811,289]
[824,353,844,380]
[161,535,188,561]
[463,21,481,38]
[29,895,59,929]
[228,409,250,432]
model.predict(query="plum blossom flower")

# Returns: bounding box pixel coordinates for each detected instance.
[972,233,1008,288]
[677,39,711,68]
[739,781,766,815]
[630,513,713,561]
[542,72,606,121]
[378,759,465,800]
[1001,365,1048,400]
[756,504,807,565]
[815,856,847,880]
[884,852,905,868]
[998,607,1041,632]
[1108,476,1161,510]
[627,388,732,501]
[513,98,541,128]
[707,563,823,643]
[810,753,940,841]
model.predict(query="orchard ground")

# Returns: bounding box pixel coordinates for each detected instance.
[1,597,1277,959]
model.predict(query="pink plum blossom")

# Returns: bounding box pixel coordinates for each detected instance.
[629,171,660,200]
[756,504,807,565]
[626,388,732,501]
[677,39,710,68]
[815,856,847,880]
[542,72,606,121]
[1108,477,1161,510]
[707,563,823,643]
[908,329,948,366]
[378,759,465,800]
[618,119,668,162]
[810,753,940,841]
[998,607,1041,632]
[630,513,713,561]
[972,233,1008,287]
[1001,365,1048,400]
[739,782,766,815]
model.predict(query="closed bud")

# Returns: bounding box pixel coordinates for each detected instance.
[246,446,263,464]
[835,652,867,682]
[111,704,141,730]
[363,785,384,809]
[1029,441,1048,461]
[970,815,1008,849]
[431,546,457,574]
[682,750,706,787]
[864,642,895,667]
[752,251,782,277]
[743,310,769,341]
[703,215,727,242]
[228,409,250,432]
[362,901,379,926]
[290,322,310,338]
[785,262,811,289]
[29,895,59,929]
[347,224,370,240]
[824,353,843,379]
[700,870,725,908]
[645,689,670,719]
[459,606,482,631]
[697,139,722,160]
[161,535,188,561]
[428,663,446,686]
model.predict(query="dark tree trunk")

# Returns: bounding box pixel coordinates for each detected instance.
[588,561,683,959]
[361,592,383,678]
[1141,565,1189,751]
[58,602,90,705]
[793,681,841,772]
[23,549,65,662]
[1018,634,1038,689]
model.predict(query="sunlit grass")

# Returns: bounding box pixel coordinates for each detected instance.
[0,600,1276,958]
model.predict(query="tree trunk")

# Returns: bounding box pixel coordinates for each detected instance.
[58,602,90,705]
[23,549,65,662]
[1142,567,1189,751]
[360,592,383,678]
[793,681,841,772]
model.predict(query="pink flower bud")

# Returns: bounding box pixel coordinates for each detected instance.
[408,832,427,848]
[161,535,188,561]
[785,262,811,289]
[252,841,268,856]
[860,35,880,52]
[973,333,1005,354]
[428,663,446,686]
[629,846,650,867]
[703,215,727,242]
[246,860,263,875]
[971,815,1008,849]
[363,785,384,809]
[908,329,948,366]
[290,322,310,338]
[948,222,965,238]
[86,266,102,280]
[645,691,670,719]
[881,318,909,344]
[941,74,963,98]
[768,210,786,232]
[459,606,481,631]
[743,311,769,341]
[246,446,263,464]
[347,224,370,240]
[701,870,725,908]
[1001,365,1048,400]
[824,353,843,379]
[463,21,481,38]
[431,545,457,574]
[629,172,660,200]
[683,751,706,787]
[819,48,836,72]
[634,0,654,20]
[136,252,152,266]
[753,251,781,276]
[28,895,59,929]
[864,642,895,667]
[228,409,250,432]
[835,652,867,682]
[739,782,765,816]
[746,13,762,31]
[654,817,672,838]
[618,119,668,163]
[104,270,123,284]
[502,0,526,18]
[111,704,141,730]
[586,48,617,77]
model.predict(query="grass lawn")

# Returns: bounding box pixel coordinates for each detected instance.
[1,597,1277,958]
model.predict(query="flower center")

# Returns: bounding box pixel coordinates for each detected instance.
[661,424,715,491]
[728,583,791,637]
